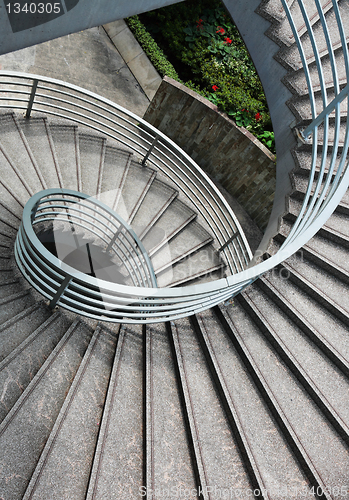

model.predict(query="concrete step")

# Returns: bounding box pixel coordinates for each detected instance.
[257,0,291,24]
[156,245,225,287]
[257,271,349,375]
[0,303,52,362]
[86,324,143,500]
[141,198,196,254]
[150,220,214,273]
[0,311,71,423]
[221,295,349,493]
[23,325,117,500]
[0,278,22,298]
[273,0,346,51]
[290,170,349,212]
[0,290,35,324]
[0,182,25,221]
[0,320,93,500]
[289,86,348,122]
[278,1,349,70]
[0,113,45,194]
[143,323,197,495]
[49,123,81,191]
[279,253,349,325]
[285,196,349,245]
[116,160,156,223]
[240,284,349,445]
[274,216,349,284]
[79,132,106,197]
[285,48,347,95]
[197,306,319,497]
[131,178,178,238]
[0,211,20,242]
[98,144,133,211]
[18,116,63,189]
[168,317,255,495]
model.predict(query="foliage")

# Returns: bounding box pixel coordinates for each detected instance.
[127,0,275,153]
[126,15,181,81]
[257,131,275,152]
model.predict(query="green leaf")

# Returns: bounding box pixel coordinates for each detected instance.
[183,27,193,35]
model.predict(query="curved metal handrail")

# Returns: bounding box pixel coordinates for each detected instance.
[15,190,158,310]
[5,0,349,323]
[0,70,253,275]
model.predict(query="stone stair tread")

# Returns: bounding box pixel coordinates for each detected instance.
[271,0,342,50]
[79,132,106,197]
[168,317,254,494]
[291,172,349,202]
[0,202,22,235]
[285,48,347,94]
[0,311,70,424]
[98,144,133,210]
[143,323,198,495]
[86,324,143,500]
[0,279,22,298]
[141,198,196,253]
[150,220,213,272]
[17,117,63,189]
[130,178,177,235]
[115,160,156,223]
[0,303,52,362]
[23,325,117,500]
[0,320,93,500]
[258,0,289,23]
[289,88,347,121]
[0,144,32,209]
[0,290,35,325]
[286,196,349,239]
[156,245,224,287]
[0,113,45,194]
[49,123,81,191]
[260,269,349,362]
[284,252,349,315]
[306,232,349,271]
[279,1,348,68]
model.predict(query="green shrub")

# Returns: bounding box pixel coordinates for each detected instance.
[128,1,275,153]
[126,15,181,81]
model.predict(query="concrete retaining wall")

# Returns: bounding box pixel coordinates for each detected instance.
[143,77,276,230]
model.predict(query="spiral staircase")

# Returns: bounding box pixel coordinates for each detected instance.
[1,0,349,498]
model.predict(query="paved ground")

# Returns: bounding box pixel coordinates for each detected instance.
[0,27,150,117]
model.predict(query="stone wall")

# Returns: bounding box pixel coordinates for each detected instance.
[143,77,276,230]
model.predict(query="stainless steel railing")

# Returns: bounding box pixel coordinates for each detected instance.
[15,189,158,314]
[0,70,252,275]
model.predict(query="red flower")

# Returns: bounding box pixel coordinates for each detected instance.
[255,112,261,121]
[216,26,225,34]
[224,37,232,44]
[212,85,219,92]
[196,18,204,29]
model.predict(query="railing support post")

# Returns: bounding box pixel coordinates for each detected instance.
[105,226,122,253]
[26,79,38,119]
[49,275,72,310]
[218,232,239,253]
[142,134,159,166]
